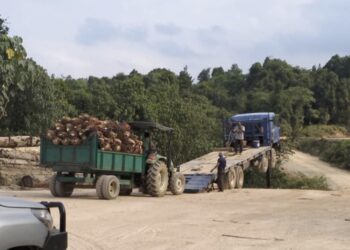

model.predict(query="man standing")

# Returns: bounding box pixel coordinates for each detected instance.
[233,122,245,154]
[211,152,226,192]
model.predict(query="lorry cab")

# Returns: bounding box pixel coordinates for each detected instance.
[227,112,280,148]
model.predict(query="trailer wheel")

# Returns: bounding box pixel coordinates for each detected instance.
[101,176,120,200]
[119,188,133,196]
[96,175,107,199]
[225,169,237,189]
[49,175,75,197]
[146,161,168,197]
[170,172,185,195]
[49,175,58,197]
[236,167,244,189]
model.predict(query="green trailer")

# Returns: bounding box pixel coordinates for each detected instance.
[40,122,185,200]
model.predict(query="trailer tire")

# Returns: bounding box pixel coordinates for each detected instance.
[50,175,75,197]
[147,161,168,197]
[49,175,58,197]
[170,172,185,195]
[101,175,120,200]
[236,167,244,189]
[119,188,133,196]
[96,175,107,199]
[225,169,237,189]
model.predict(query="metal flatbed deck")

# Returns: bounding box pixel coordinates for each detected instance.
[179,146,271,192]
[180,146,271,174]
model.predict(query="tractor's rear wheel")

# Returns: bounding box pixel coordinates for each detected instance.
[170,172,185,195]
[236,167,244,189]
[146,161,168,197]
[101,176,120,200]
[225,169,237,189]
[49,174,75,197]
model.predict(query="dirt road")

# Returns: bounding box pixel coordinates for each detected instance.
[1,151,350,250]
[282,150,350,191]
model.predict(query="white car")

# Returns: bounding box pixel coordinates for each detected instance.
[0,197,67,250]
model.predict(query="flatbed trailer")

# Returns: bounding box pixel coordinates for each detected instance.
[180,146,276,192]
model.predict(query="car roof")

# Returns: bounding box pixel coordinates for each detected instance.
[129,121,174,132]
[0,196,45,209]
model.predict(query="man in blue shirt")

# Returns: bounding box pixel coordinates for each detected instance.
[211,152,226,192]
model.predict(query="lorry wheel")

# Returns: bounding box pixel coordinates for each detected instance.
[147,161,168,197]
[96,175,107,199]
[119,188,133,196]
[236,167,244,189]
[102,175,120,200]
[258,155,269,173]
[225,169,237,189]
[169,172,185,195]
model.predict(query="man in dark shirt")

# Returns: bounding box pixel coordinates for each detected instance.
[211,152,226,192]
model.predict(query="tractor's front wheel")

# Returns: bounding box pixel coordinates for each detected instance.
[146,161,168,197]
[170,172,185,195]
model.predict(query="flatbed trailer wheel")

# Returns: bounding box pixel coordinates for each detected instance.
[170,172,185,195]
[147,161,169,197]
[49,174,75,197]
[101,175,120,200]
[225,169,237,189]
[235,167,244,189]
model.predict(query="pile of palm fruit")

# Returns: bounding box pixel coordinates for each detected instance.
[45,114,143,154]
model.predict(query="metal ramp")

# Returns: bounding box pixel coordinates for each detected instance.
[184,174,215,193]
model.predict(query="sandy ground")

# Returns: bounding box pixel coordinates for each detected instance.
[282,150,350,191]
[1,151,350,250]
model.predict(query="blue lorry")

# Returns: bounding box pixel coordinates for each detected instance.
[181,112,281,192]
[228,112,280,148]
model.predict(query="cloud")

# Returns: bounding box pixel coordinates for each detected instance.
[76,18,148,46]
[155,23,181,36]
[154,40,197,57]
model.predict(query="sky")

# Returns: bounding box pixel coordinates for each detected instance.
[1,0,350,78]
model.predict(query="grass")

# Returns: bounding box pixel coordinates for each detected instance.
[244,164,329,190]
